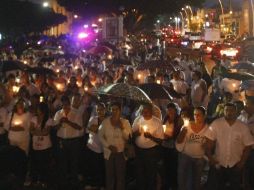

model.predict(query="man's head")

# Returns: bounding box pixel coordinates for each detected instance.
[224,102,237,121]
[142,104,153,120]
[245,97,254,115]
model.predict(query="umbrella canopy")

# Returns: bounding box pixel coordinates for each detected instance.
[136,60,182,71]
[240,80,254,91]
[36,57,55,63]
[111,58,132,66]
[97,83,151,104]
[0,60,28,72]
[231,62,254,73]
[56,53,78,60]
[99,42,117,51]
[222,71,254,81]
[27,66,56,76]
[87,45,113,55]
[139,83,173,100]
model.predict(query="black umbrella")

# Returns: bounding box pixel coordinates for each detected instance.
[137,60,177,71]
[222,71,254,81]
[36,57,55,63]
[240,80,254,91]
[139,83,173,100]
[0,60,28,72]
[111,58,132,66]
[56,53,78,60]
[27,66,56,76]
[231,62,254,72]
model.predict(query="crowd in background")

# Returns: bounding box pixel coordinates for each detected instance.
[0,37,254,190]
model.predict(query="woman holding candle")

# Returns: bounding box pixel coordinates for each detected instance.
[161,103,182,190]
[30,102,53,187]
[4,98,31,155]
[176,106,208,190]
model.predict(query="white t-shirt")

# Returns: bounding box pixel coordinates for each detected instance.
[98,117,132,159]
[4,112,31,141]
[31,117,53,150]
[87,116,103,153]
[205,118,254,168]
[180,125,208,158]
[170,79,189,95]
[132,116,164,149]
[0,107,8,135]
[54,108,83,139]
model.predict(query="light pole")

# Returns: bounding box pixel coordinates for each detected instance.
[186,5,193,19]
[218,0,225,25]
[180,12,184,33]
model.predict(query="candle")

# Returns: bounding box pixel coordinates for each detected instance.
[156,80,161,84]
[24,60,28,64]
[107,55,112,60]
[183,118,190,126]
[163,125,166,133]
[138,74,142,79]
[143,125,148,132]
[76,81,82,87]
[84,86,88,91]
[232,83,236,88]
[55,83,65,92]
[15,78,20,84]
[74,66,78,70]
[12,86,20,93]
[39,96,44,102]
[13,119,22,126]
[56,69,60,73]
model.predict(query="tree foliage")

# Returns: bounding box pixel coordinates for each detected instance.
[0,0,66,36]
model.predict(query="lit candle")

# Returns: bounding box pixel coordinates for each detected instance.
[15,78,20,84]
[74,66,78,70]
[108,55,112,60]
[12,86,20,93]
[163,125,166,133]
[84,86,88,91]
[183,118,190,126]
[156,80,161,84]
[56,69,60,73]
[76,81,82,87]
[24,60,28,64]
[39,96,44,102]
[143,125,148,132]
[232,83,236,88]
[55,83,65,92]
[138,74,142,79]
[13,119,22,126]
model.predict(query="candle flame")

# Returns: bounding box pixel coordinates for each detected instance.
[156,80,161,84]
[143,125,147,132]
[138,74,142,79]
[163,125,166,133]
[183,119,190,126]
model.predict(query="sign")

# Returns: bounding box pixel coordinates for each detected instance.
[102,17,123,40]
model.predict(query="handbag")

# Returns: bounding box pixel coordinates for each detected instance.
[124,135,136,159]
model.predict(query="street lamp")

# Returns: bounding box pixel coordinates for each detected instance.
[186,5,193,19]
[218,0,225,25]
[42,2,49,7]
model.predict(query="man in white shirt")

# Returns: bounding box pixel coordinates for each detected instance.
[205,103,254,190]
[132,104,164,190]
[238,97,254,189]
[54,95,83,188]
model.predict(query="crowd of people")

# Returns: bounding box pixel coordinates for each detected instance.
[0,38,254,190]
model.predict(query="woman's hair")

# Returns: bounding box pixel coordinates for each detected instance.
[163,102,181,138]
[194,106,206,116]
[38,102,49,129]
[110,101,122,110]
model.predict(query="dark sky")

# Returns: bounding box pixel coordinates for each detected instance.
[204,0,242,8]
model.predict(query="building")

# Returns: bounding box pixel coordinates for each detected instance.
[25,0,73,36]
[219,11,242,36]
[242,0,254,36]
